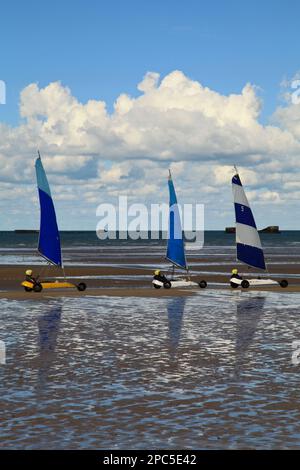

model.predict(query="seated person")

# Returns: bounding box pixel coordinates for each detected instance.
[25,269,37,285]
[153,269,168,283]
[231,268,242,280]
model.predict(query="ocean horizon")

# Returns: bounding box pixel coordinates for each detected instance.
[0,230,299,249]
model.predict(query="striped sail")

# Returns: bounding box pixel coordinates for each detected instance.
[166,172,187,270]
[35,156,62,267]
[232,173,266,270]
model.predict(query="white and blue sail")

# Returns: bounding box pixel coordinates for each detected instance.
[232,172,266,270]
[166,171,187,270]
[35,155,62,267]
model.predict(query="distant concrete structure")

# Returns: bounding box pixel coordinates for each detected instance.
[259,226,280,233]
[225,227,236,233]
[14,230,39,234]
[225,226,280,234]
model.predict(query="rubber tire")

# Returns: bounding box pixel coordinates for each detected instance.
[230,282,239,288]
[33,283,43,292]
[153,284,161,289]
[199,280,207,289]
[280,279,288,288]
[24,286,32,292]
[77,282,87,291]
[163,281,171,289]
[241,280,250,289]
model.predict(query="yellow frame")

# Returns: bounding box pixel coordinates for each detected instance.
[21,280,76,289]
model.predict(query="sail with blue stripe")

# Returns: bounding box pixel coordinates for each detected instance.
[35,155,62,267]
[232,172,266,270]
[166,171,187,270]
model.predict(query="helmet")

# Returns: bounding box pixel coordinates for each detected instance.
[25,269,33,276]
[232,268,238,275]
[154,270,161,275]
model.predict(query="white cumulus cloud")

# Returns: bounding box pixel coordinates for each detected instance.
[1,69,300,228]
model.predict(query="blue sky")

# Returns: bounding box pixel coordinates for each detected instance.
[1,0,300,230]
[1,0,300,124]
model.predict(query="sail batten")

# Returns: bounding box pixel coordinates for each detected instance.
[166,174,187,270]
[232,172,266,270]
[35,157,62,267]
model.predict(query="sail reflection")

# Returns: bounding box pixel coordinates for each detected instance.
[36,302,62,389]
[235,295,266,375]
[167,297,186,360]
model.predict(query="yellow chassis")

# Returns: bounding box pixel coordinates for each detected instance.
[22,280,76,289]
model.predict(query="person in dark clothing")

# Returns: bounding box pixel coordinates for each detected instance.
[25,269,37,285]
[153,270,169,283]
[230,268,242,280]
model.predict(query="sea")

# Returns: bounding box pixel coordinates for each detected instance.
[1,231,300,449]
[0,230,300,248]
[0,230,300,265]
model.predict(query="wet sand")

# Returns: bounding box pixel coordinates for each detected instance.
[2,292,300,449]
[2,244,300,449]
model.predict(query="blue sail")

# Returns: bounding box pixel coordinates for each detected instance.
[35,157,62,267]
[166,173,187,270]
[232,172,266,270]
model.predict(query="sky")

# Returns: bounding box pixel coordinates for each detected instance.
[1,0,300,230]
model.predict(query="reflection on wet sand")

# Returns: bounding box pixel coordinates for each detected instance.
[36,302,62,390]
[235,295,266,376]
[167,297,186,361]
[1,292,300,449]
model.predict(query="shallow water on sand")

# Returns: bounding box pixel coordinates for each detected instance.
[1,291,300,449]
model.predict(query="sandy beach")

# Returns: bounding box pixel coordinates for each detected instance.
[1,254,300,299]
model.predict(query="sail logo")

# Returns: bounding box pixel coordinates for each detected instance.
[292,340,300,365]
[0,340,6,365]
[291,80,300,105]
[0,80,6,105]
[96,196,204,245]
